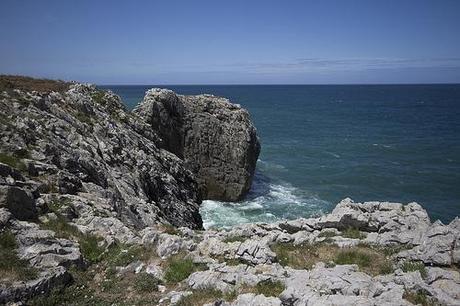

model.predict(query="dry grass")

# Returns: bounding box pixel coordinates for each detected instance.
[271,242,394,275]
[0,75,70,93]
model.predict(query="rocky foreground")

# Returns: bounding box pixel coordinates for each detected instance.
[0,76,459,305]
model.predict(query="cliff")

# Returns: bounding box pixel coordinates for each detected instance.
[133,88,260,201]
[0,76,459,305]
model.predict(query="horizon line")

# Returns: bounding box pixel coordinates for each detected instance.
[97,82,460,86]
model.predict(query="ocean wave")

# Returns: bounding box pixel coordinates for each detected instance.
[200,177,330,229]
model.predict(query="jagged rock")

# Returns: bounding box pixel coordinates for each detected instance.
[0,186,37,221]
[0,267,71,304]
[0,83,203,229]
[134,88,260,201]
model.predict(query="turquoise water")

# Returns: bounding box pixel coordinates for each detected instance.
[101,85,460,227]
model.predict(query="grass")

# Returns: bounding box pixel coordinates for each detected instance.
[0,75,70,93]
[133,272,161,293]
[0,152,28,171]
[223,235,247,243]
[0,230,38,283]
[271,242,394,275]
[80,234,106,264]
[401,261,428,279]
[335,249,371,267]
[176,288,224,306]
[342,227,367,239]
[164,253,208,284]
[103,243,156,267]
[176,279,285,306]
[403,289,436,306]
[91,91,107,106]
[255,279,285,297]
[75,111,93,126]
[41,211,106,264]
[318,231,338,238]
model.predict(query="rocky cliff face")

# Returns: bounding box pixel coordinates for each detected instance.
[134,88,260,201]
[0,78,202,230]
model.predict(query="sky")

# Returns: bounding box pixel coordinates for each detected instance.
[1,0,460,84]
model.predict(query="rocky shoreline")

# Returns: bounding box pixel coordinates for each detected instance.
[0,76,459,305]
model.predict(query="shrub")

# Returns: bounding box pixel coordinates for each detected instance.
[255,279,285,297]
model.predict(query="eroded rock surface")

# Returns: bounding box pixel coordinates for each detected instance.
[134,88,260,201]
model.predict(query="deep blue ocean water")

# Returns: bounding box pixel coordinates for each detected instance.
[100,85,460,228]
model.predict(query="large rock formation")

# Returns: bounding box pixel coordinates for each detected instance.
[0,77,202,230]
[134,88,260,201]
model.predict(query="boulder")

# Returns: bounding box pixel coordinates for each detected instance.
[134,88,260,201]
[0,186,37,220]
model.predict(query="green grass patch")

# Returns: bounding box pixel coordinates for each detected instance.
[335,249,371,267]
[255,279,285,297]
[91,91,107,106]
[272,242,394,275]
[0,152,27,171]
[401,261,427,279]
[223,235,247,243]
[133,272,161,293]
[75,112,93,126]
[79,234,106,264]
[103,243,155,267]
[342,227,366,239]
[0,230,38,283]
[164,253,208,284]
[318,231,337,238]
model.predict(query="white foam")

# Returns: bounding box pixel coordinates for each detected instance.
[200,180,329,229]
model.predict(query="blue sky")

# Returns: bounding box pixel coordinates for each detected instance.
[1,0,460,84]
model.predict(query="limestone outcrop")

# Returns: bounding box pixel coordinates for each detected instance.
[134,88,260,201]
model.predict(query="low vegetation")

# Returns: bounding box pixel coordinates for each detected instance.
[271,242,395,275]
[0,152,28,171]
[176,288,226,306]
[223,235,247,243]
[0,75,70,93]
[342,227,367,239]
[0,230,38,283]
[401,261,428,279]
[164,253,208,283]
[255,279,285,297]
[317,230,338,238]
[403,289,436,306]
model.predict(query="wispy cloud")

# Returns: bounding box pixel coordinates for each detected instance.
[221,57,460,74]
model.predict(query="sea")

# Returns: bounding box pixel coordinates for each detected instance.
[100,84,460,229]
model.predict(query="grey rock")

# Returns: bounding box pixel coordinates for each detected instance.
[134,88,260,201]
[0,186,37,221]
